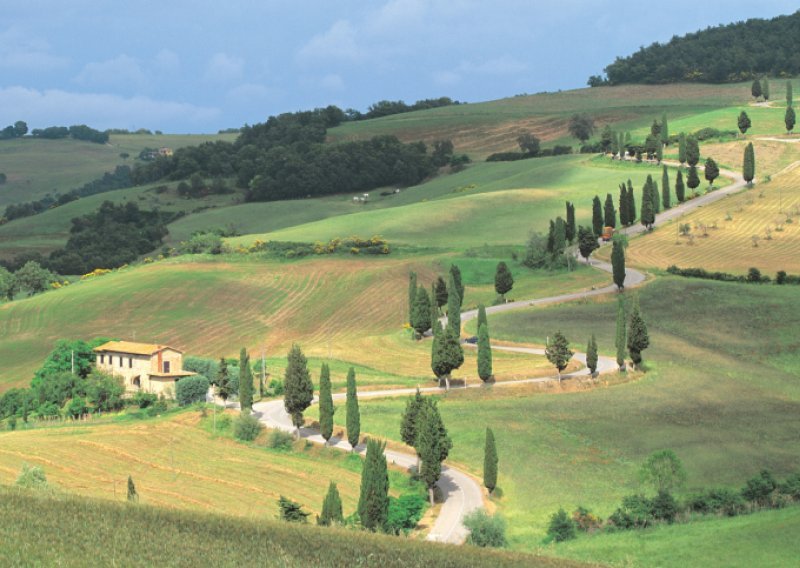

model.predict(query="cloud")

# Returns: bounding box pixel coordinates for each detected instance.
[0,86,218,131]
[204,52,244,83]
[297,20,362,62]
[320,74,345,91]
[226,83,276,103]
[0,27,68,70]
[434,56,528,86]
[75,55,149,91]
[154,49,180,72]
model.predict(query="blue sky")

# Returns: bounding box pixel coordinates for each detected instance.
[0,1,796,132]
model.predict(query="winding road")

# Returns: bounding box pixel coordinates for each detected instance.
[249,159,752,545]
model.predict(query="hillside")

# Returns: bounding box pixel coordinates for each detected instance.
[599,10,800,84]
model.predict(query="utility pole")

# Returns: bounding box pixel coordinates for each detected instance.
[71,350,74,375]
[261,347,266,397]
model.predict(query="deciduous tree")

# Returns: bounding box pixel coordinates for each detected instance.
[283,344,313,437]
[545,331,573,381]
[517,132,541,155]
[346,367,360,450]
[567,114,595,144]
[685,136,700,167]
[686,165,700,194]
[639,450,687,494]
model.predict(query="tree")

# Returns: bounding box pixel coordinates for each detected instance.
[238,348,253,413]
[704,157,719,187]
[577,226,599,262]
[591,195,603,236]
[586,334,598,377]
[677,132,687,164]
[552,217,567,257]
[611,239,626,290]
[434,276,448,311]
[686,165,700,194]
[743,142,755,186]
[494,262,514,301]
[279,496,310,523]
[449,264,464,307]
[615,296,626,372]
[565,201,576,243]
[685,136,700,167]
[567,113,595,144]
[517,132,541,155]
[14,261,56,296]
[675,170,686,202]
[661,166,671,210]
[400,389,425,460]
[345,367,360,450]
[547,508,577,542]
[477,322,493,382]
[446,271,462,335]
[762,76,770,100]
[600,124,615,153]
[483,428,498,493]
[751,78,762,99]
[318,363,334,445]
[416,400,452,505]
[13,120,28,138]
[319,481,343,526]
[545,331,573,381]
[660,113,669,145]
[358,438,390,531]
[639,450,687,494]
[738,111,751,135]
[431,324,464,390]
[0,266,16,301]
[603,193,616,228]
[410,287,432,338]
[176,375,210,406]
[407,272,417,324]
[619,183,629,226]
[786,106,796,133]
[787,81,794,107]
[640,181,655,230]
[477,303,488,330]
[627,299,650,369]
[283,344,313,437]
[651,180,660,214]
[214,357,232,405]
[627,180,636,225]
[127,475,138,502]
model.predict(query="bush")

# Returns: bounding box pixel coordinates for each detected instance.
[463,509,507,548]
[267,378,284,396]
[547,508,576,542]
[386,494,427,535]
[267,429,294,450]
[132,391,158,409]
[649,490,678,523]
[688,487,745,516]
[16,464,49,490]
[608,495,652,530]
[742,470,777,506]
[278,496,310,523]
[175,375,210,406]
[780,473,800,500]
[234,414,264,442]
[572,506,602,532]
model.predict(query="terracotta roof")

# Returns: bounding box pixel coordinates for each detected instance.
[93,341,182,356]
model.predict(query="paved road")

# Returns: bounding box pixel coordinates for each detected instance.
[245,159,754,545]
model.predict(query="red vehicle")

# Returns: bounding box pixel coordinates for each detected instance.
[602,226,614,241]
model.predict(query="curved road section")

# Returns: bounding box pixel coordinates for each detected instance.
[250,161,749,545]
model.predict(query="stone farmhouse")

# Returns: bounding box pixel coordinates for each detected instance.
[94,341,194,396]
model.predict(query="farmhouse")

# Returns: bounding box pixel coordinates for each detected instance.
[93,340,194,396]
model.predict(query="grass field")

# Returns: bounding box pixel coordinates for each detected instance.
[0,133,236,209]
[316,277,800,551]
[623,163,800,274]
[0,489,580,568]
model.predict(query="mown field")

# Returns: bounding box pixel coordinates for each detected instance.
[623,163,800,274]
[318,278,800,552]
[0,488,579,568]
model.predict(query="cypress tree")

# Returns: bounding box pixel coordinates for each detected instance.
[743,142,755,186]
[661,113,669,145]
[787,81,794,107]
[786,106,796,133]
[704,157,719,187]
[661,166,671,210]
[283,344,313,436]
[586,334,599,377]
[494,261,514,301]
[408,272,417,324]
[611,239,626,291]
[546,219,556,253]
[651,180,660,213]
[619,183,629,226]
[216,357,232,404]
[430,282,438,334]
[627,298,650,369]
[751,78,762,99]
[358,438,389,531]
[685,136,700,167]
[239,347,254,413]
[477,322,493,382]
[627,179,636,224]
[610,131,619,157]
[640,176,655,229]
[127,475,138,502]
[675,170,686,202]
[553,217,567,256]
[410,287,432,338]
[578,225,599,261]
[434,276,448,311]
[319,481,343,526]
[400,389,425,453]
[565,202,576,243]
[545,330,573,381]
[603,193,616,228]
[738,111,752,135]
[592,195,603,236]
[656,142,663,164]
[678,132,687,165]
[686,165,700,194]
[449,264,464,307]
[345,367,360,450]
[431,324,464,390]
[477,304,488,330]
[615,296,626,372]
[318,363,334,445]
[762,76,770,100]
[446,271,461,336]
[416,401,452,505]
[618,132,626,158]
[483,428,498,493]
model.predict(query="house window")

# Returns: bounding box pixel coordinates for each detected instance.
[119,356,123,367]
[100,354,105,364]
[129,357,133,368]
[163,361,171,373]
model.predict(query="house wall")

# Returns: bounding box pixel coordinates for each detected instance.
[96,352,152,391]
[150,349,183,374]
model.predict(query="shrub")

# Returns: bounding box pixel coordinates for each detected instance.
[688,487,745,517]
[547,508,576,542]
[267,429,294,450]
[742,470,777,506]
[386,493,427,535]
[278,496,310,523]
[133,391,158,409]
[572,506,602,532]
[649,490,678,523]
[16,464,49,490]
[234,414,264,442]
[175,375,210,406]
[464,509,508,548]
[267,378,284,396]
[780,473,800,500]
[608,495,652,530]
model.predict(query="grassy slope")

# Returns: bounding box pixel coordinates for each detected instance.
[317,278,800,552]
[0,489,581,568]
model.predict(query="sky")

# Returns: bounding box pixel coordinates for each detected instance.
[0,1,796,133]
